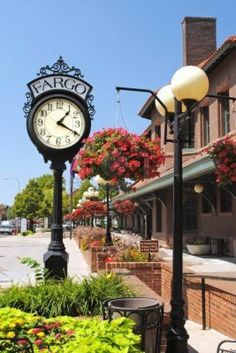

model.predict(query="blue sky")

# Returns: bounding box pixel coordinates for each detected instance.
[0,0,236,205]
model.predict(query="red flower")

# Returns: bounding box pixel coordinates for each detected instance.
[66,330,75,336]
[31,328,41,334]
[113,200,136,215]
[17,340,28,345]
[35,339,43,346]
[209,137,236,185]
[73,128,165,185]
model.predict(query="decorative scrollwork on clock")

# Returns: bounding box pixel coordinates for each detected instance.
[37,56,84,78]
[86,94,96,119]
[23,91,33,118]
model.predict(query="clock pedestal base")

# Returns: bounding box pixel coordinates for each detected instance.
[44,250,69,279]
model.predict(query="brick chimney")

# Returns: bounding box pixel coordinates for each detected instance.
[182,17,216,65]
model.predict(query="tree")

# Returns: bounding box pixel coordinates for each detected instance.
[12,179,43,229]
[11,174,70,225]
[72,179,92,207]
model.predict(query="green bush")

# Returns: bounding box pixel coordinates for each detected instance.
[0,273,134,318]
[0,307,143,353]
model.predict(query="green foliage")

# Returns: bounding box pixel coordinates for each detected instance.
[19,257,50,283]
[73,179,93,206]
[20,230,33,236]
[11,174,70,219]
[0,307,143,353]
[116,248,151,262]
[0,273,134,318]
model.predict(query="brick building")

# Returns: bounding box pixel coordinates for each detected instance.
[115,17,236,257]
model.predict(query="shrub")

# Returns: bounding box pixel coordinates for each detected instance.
[0,273,134,318]
[116,248,151,262]
[0,307,143,353]
[74,226,106,250]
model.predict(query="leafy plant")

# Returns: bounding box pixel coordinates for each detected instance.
[0,273,134,318]
[19,257,50,283]
[116,248,151,262]
[0,307,143,353]
[186,237,210,245]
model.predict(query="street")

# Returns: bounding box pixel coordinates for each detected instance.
[0,232,90,286]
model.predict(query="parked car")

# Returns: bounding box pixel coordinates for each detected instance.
[63,222,71,231]
[0,221,13,235]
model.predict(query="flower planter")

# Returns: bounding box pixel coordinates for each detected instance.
[186,244,211,255]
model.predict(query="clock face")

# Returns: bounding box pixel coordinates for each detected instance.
[32,97,86,149]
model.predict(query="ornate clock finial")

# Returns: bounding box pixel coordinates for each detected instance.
[37,57,84,78]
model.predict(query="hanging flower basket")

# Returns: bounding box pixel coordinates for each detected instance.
[113,200,136,215]
[208,136,236,185]
[74,128,165,185]
[82,200,106,216]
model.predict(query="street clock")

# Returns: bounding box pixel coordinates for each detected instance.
[24,57,95,278]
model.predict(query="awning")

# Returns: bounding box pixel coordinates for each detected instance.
[114,155,215,201]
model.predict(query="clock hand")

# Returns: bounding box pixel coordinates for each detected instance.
[57,106,71,124]
[57,121,79,135]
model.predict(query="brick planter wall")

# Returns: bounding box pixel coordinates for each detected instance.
[161,263,236,338]
[106,261,162,295]
[80,246,118,272]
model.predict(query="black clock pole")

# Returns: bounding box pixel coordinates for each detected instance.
[44,160,69,279]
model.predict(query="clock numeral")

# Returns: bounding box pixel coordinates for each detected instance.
[73,111,79,118]
[74,120,81,128]
[46,135,51,142]
[56,137,61,145]
[65,136,71,143]
[40,128,46,136]
[47,103,53,111]
[37,118,43,126]
[56,101,63,109]
[40,110,47,117]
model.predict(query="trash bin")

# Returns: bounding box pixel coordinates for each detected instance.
[103,297,164,353]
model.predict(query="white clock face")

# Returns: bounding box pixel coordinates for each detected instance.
[33,97,86,149]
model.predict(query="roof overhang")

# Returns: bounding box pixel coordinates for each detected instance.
[114,155,215,201]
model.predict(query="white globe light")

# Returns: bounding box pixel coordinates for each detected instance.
[95,174,106,185]
[171,65,209,102]
[194,184,204,194]
[83,191,89,198]
[156,85,187,116]
[155,85,175,116]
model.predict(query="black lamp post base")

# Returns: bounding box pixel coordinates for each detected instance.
[165,327,189,353]
[44,250,69,279]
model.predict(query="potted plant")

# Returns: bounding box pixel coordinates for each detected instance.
[186,237,211,255]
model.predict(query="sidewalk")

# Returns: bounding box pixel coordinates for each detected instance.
[0,233,234,352]
[64,235,233,353]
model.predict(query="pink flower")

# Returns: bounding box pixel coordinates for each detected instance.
[17,340,28,345]
[35,339,43,346]
[66,329,75,336]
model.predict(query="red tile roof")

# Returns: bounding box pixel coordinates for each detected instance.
[199,35,236,68]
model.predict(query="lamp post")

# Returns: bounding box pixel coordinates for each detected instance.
[95,175,113,245]
[4,177,20,194]
[116,65,209,353]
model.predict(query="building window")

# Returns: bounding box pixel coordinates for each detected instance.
[219,91,230,135]
[182,113,195,149]
[202,196,211,214]
[155,125,161,139]
[201,106,210,146]
[156,200,162,232]
[220,188,232,213]
[183,195,197,231]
